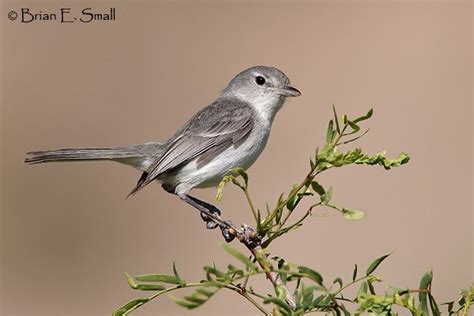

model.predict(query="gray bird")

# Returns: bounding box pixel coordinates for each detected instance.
[25,65,301,241]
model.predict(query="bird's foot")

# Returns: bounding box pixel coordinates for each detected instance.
[200,205,221,230]
[220,220,236,243]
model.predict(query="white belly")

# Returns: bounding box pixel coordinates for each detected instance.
[163,123,270,195]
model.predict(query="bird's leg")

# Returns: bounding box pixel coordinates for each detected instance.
[184,195,220,229]
[178,193,236,242]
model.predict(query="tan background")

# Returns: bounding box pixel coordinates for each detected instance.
[1,1,472,315]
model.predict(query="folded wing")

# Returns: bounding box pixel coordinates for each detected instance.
[127,99,254,196]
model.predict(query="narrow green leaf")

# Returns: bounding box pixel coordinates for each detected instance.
[302,290,314,309]
[332,104,341,134]
[353,108,374,123]
[326,120,334,143]
[312,294,324,307]
[112,297,149,316]
[135,274,181,284]
[125,272,137,289]
[196,288,214,298]
[442,301,454,313]
[357,281,368,297]
[184,294,206,304]
[341,208,366,220]
[230,167,249,186]
[311,181,325,196]
[368,280,376,294]
[173,262,186,286]
[320,186,332,204]
[136,284,166,291]
[338,303,351,316]
[333,277,343,288]
[263,297,292,315]
[347,120,360,133]
[222,244,256,270]
[203,265,229,282]
[419,269,433,315]
[173,297,201,309]
[429,293,441,316]
[352,264,358,282]
[299,266,323,285]
[366,254,390,275]
[286,196,299,211]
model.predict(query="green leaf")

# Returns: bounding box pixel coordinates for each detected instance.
[173,262,186,286]
[230,167,249,186]
[366,254,390,275]
[442,301,454,313]
[429,293,441,316]
[332,104,341,134]
[136,284,166,291]
[338,303,351,316]
[299,266,323,285]
[125,272,138,289]
[222,244,256,270]
[419,269,433,315]
[353,108,374,123]
[320,186,332,204]
[286,183,301,211]
[341,208,366,220]
[173,297,201,309]
[183,294,206,304]
[326,120,334,143]
[112,297,149,316]
[196,288,214,298]
[352,264,358,282]
[333,277,343,288]
[311,181,325,196]
[263,297,292,315]
[135,274,181,285]
[302,289,314,309]
[203,265,229,282]
[357,281,368,297]
[347,120,360,133]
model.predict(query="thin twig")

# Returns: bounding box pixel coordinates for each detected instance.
[243,186,259,223]
[238,290,270,315]
[249,246,297,310]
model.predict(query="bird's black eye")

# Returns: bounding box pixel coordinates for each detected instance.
[255,76,266,85]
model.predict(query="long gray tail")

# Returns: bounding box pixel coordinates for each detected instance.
[25,142,165,171]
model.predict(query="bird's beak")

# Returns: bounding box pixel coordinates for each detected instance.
[275,85,301,97]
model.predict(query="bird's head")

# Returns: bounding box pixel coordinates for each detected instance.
[221,66,301,119]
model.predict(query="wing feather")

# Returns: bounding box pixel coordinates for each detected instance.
[127,99,254,196]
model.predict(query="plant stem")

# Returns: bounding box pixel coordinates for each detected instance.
[249,246,297,310]
[238,290,270,315]
[243,186,258,223]
[124,283,203,315]
[334,275,371,296]
[241,274,250,291]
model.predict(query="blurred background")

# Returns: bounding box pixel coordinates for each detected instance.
[1,1,472,315]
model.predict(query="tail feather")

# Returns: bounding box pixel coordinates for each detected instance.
[25,142,165,171]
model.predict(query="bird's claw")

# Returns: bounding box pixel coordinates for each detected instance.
[201,212,220,229]
[220,220,235,243]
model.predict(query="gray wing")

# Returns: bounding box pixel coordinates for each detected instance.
[127,98,255,196]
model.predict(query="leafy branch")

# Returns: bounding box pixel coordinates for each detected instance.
[113,106,471,315]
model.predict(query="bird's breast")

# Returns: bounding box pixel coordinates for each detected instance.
[165,122,271,190]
